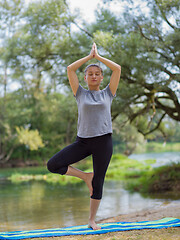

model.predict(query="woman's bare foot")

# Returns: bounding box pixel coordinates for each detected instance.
[88,220,101,230]
[85,172,93,196]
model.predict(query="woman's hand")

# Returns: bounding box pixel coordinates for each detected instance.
[89,42,99,59]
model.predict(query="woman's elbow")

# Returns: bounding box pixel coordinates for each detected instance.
[118,65,121,72]
[117,65,121,76]
[67,65,71,72]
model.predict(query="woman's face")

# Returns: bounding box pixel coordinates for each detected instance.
[84,66,103,89]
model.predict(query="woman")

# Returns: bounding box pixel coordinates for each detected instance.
[47,43,121,230]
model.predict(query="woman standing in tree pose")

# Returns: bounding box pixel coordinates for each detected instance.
[47,43,121,230]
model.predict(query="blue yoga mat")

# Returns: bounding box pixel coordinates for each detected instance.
[0,218,180,240]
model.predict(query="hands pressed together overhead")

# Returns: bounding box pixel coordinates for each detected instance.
[67,41,121,96]
[90,42,99,59]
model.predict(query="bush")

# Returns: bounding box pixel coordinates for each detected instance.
[126,163,180,193]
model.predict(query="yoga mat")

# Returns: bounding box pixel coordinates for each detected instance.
[0,218,180,239]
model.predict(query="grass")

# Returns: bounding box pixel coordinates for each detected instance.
[0,154,154,184]
[126,162,180,195]
[1,153,180,199]
[0,166,48,179]
[106,154,154,180]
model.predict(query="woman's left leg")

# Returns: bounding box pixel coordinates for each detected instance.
[89,134,113,230]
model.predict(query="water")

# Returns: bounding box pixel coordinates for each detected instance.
[0,151,180,232]
[130,151,180,167]
[0,180,178,232]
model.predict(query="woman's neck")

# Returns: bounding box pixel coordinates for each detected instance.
[88,86,100,91]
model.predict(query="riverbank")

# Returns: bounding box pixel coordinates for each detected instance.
[27,201,180,240]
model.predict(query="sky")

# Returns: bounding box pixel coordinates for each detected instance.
[24,0,149,28]
[67,0,149,22]
[68,0,103,22]
[67,0,131,32]
[25,0,126,24]
[68,0,126,22]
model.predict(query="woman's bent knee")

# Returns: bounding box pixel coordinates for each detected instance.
[47,157,67,175]
[47,159,56,173]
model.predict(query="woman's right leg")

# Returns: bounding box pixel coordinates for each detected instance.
[47,137,93,195]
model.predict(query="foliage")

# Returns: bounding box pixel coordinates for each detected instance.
[112,115,145,155]
[2,154,155,183]
[0,0,77,163]
[89,0,180,136]
[0,0,179,163]
[126,162,180,194]
[0,121,16,163]
[106,154,153,180]
[1,154,179,197]
[16,126,44,150]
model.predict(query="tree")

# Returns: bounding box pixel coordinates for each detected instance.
[0,0,76,163]
[87,0,180,137]
[113,114,145,155]
[1,0,179,163]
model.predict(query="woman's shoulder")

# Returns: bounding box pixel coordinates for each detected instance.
[74,84,87,98]
[102,84,115,98]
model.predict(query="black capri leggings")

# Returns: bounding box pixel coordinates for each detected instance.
[47,133,113,200]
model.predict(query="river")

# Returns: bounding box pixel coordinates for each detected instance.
[0,151,180,232]
[129,151,180,167]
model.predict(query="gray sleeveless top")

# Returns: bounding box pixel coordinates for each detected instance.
[75,84,115,138]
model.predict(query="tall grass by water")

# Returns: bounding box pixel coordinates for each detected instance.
[0,150,179,196]
[0,154,155,184]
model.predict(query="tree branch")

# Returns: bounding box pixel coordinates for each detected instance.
[155,0,177,30]
[155,98,180,121]
[136,23,152,41]
[71,20,93,38]
[160,87,180,114]
[129,104,150,123]
[0,147,14,163]
[138,113,166,136]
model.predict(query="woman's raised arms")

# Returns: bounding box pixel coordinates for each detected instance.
[67,43,121,96]
[92,43,121,96]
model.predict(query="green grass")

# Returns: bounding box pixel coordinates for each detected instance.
[126,162,180,194]
[106,154,153,180]
[0,166,48,179]
[1,153,180,197]
[0,154,155,184]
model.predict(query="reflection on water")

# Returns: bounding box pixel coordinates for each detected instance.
[0,180,178,232]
